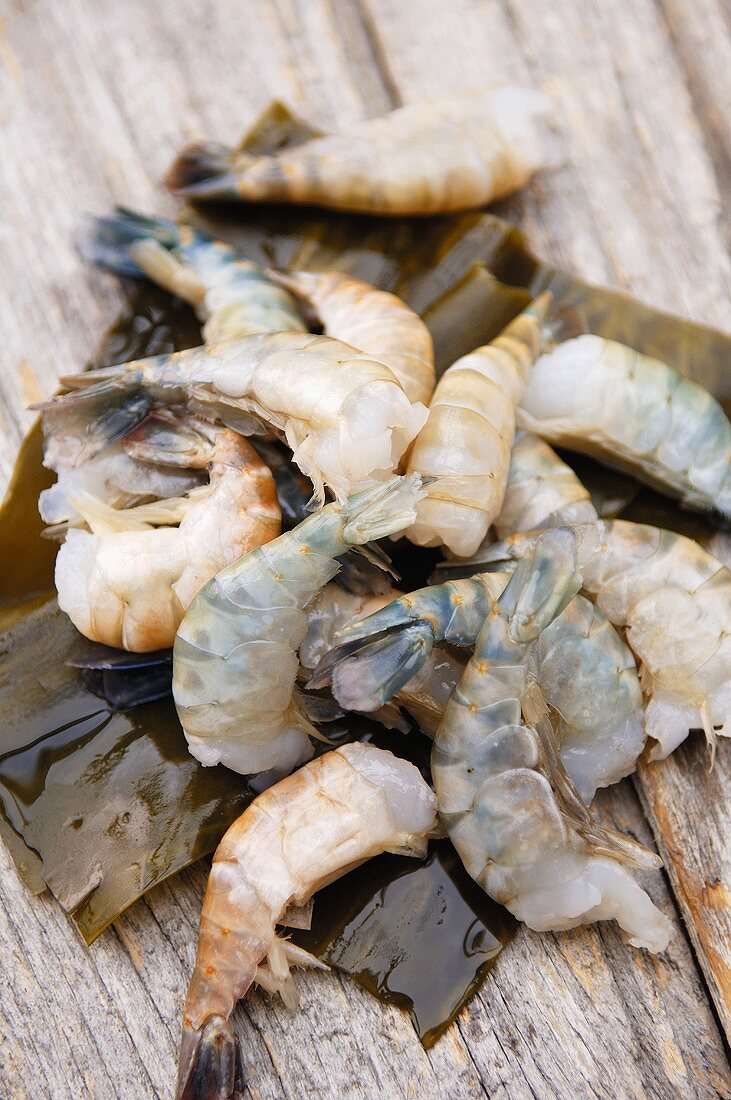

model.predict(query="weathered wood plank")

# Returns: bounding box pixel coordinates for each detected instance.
[368,0,731,1051]
[2,790,729,1100]
[0,0,730,1097]
[636,743,731,1041]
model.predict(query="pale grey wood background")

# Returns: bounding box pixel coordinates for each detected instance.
[0,1,730,1097]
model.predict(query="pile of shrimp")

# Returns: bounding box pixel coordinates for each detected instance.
[29,89,731,1100]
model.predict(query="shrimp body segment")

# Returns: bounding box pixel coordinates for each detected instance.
[518,335,731,517]
[312,574,645,804]
[472,436,731,759]
[431,529,672,951]
[581,521,731,759]
[405,295,549,557]
[177,741,436,1100]
[173,474,425,777]
[167,87,557,214]
[271,269,436,406]
[40,333,428,504]
[82,208,306,343]
[55,418,281,652]
[495,431,598,538]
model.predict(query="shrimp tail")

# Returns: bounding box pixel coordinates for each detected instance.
[176,1015,244,1100]
[334,543,398,596]
[78,207,183,277]
[309,620,434,711]
[33,372,150,468]
[123,411,216,468]
[342,474,426,543]
[500,526,583,642]
[165,142,241,199]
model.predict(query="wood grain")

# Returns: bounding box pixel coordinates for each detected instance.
[1,0,730,1097]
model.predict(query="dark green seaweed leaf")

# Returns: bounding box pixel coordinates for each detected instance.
[1,201,729,1042]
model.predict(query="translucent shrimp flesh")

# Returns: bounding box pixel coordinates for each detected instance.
[494,430,598,538]
[36,332,428,504]
[518,334,731,518]
[39,440,204,528]
[177,741,436,1100]
[270,269,435,406]
[81,208,307,343]
[55,415,281,651]
[452,435,731,760]
[166,86,558,214]
[405,294,550,557]
[431,527,673,951]
[172,474,425,777]
[310,573,645,804]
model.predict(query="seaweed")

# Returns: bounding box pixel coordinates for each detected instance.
[1,198,729,1043]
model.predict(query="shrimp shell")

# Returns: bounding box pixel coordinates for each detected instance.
[81,208,306,343]
[55,420,280,651]
[495,431,598,538]
[431,528,672,951]
[166,87,557,214]
[39,332,428,504]
[300,583,463,737]
[405,294,550,557]
[173,474,425,777]
[518,335,731,517]
[270,269,435,406]
[177,741,436,1100]
[311,573,646,804]
[461,437,731,760]
[39,441,204,527]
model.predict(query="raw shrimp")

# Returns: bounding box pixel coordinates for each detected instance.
[270,269,435,406]
[177,741,436,1100]
[494,431,598,538]
[250,436,397,597]
[56,415,280,651]
[431,527,672,950]
[299,585,393,670]
[310,574,645,803]
[166,87,557,214]
[37,331,428,504]
[451,437,731,760]
[172,474,425,777]
[300,583,463,737]
[518,334,731,518]
[81,208,306,343]
[39,440,203,527]
[405,294,550,557]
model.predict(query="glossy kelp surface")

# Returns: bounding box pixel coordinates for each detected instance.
[295,839,512,1047]
[0,288,255,941]
[0,601,253,941]
[2,175,730,1035]
[0,278,516,1040]
[293,723,514,1047]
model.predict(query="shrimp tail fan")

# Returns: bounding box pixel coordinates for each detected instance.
[335,543,398,596]
[165,142,242,199]
[33,370,150,468]
[308,620,434,712]
[176,1016,244,1100]
[77,206,191,276]
[341,474,427,543]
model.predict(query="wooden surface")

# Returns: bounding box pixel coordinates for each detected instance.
[1,1,730,1097]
